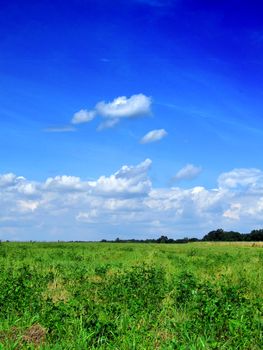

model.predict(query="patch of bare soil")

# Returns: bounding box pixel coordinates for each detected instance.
[0,324,46,348]
[22,324,46,346]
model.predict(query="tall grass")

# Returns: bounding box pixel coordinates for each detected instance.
[0,242,262,349]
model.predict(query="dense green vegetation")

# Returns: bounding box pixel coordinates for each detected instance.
[0,242,262,349]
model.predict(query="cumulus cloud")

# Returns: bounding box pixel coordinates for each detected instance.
[17,182,37,196]
[0,173,16,187]
[223,203,241,220]
[17,200,39,213]
[140,129,167,144]
[173,164,202,182]
[45,175,84,191]
[96,94,152,119]
[1,164,263,240]
[76,210,98,223]
[70,94,152,129]
[88,158,152,196]
[218,168,263,190]
[71,109,96,124]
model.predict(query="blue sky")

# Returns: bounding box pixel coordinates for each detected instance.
[1,0,263,240]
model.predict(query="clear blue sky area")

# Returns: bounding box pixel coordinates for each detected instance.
[1,0,263,240]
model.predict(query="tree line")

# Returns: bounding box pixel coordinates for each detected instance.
[101,229,263,243]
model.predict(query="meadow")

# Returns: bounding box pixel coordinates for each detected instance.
[0,241,262,349]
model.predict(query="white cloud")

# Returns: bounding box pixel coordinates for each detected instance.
[69,94,152,129]
[71,109,96,124]
[140,129,167,144]
[218,168,263,190]
[223,203,241,220]
[17,182,37,196]
[96,94,152,119]
[17,200,39,213]
[97,118,120,131]
[45,175,85,191]
[76,210,98,223]
[173,164,202,181]
[1,163,263,241]
[88,158,152,196]
[0,173,16,187]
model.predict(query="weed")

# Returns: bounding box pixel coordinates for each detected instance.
[0,242,262,349]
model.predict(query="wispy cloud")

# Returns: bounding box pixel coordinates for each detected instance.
[140,129,167,144]
[71,109,96,124]
[97,118,120,131]
[172,164,202,182]
[43,126,76,133]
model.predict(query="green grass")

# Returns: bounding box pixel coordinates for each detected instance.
[0,242,262,349]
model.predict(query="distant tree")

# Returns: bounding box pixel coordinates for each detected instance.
[250,229,263,241]
[203,229,225,241]
[223,231,242,241]
[175,238,189,244]
[202,229,242,241]
[157,235,169,243]
[188,237,199,242]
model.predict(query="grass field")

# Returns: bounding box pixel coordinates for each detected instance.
[0,242,262,349]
